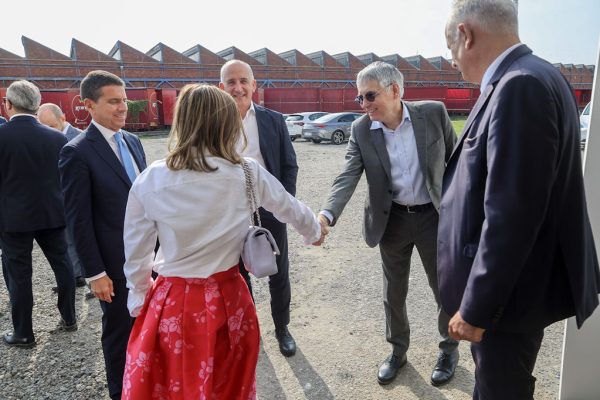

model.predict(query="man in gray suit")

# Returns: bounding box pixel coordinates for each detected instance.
[38,103,86,291]
[319,61,458,386]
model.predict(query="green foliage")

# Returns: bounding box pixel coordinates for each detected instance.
[126,100,148,123]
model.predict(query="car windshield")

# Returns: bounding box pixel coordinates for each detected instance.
[286,115,303,121]
[314,114,343,123]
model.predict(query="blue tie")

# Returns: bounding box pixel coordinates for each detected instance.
[114,132,137,183]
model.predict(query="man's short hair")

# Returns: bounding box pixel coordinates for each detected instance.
[38,103,64,119]
[80,70,124,102]
[448,0,518,39]
[6,80,41,113]
[220,60,254,83]
[357,61,405,98]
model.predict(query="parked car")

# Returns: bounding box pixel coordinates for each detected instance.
[580,102,591,150]
[302,112,363,144]
[285,112,329,141]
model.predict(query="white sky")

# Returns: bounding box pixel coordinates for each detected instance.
[2,0,599,65]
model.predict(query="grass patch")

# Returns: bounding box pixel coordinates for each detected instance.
[451,117,467,135]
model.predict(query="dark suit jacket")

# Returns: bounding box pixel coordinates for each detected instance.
[254,104,298,196]
[437,45,600,332]
[322,101,456,247]
[59,123,146,280]
[64,124,82,142]
[0,115,67,232]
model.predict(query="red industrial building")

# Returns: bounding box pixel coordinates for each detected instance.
[0,36,594,130]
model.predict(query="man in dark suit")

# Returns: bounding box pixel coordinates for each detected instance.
[0,80,77,348]
[439,1,600,398]
[319,62,458,386]
[219,60,300,357]
[0,115,6,124]
[38,103,86,290]
[59,70,147,400]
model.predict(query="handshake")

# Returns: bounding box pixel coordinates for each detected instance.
[312,214,331,246]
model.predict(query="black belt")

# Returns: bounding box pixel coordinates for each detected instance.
[392,202,434,213]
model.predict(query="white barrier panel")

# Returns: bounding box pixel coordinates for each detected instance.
[559,38,600,399]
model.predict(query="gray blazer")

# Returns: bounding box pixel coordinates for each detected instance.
[64,124,83,142]
[321,101,456,247]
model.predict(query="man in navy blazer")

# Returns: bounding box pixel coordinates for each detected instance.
[439,1,600,398]
[38,103,86,290]
[59,71,147,400]
[0,80,77,348]
[220,60,300,357]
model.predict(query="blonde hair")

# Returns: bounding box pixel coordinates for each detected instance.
[166,84,246,172]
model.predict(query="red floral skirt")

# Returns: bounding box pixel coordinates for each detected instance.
[122,266,259,400]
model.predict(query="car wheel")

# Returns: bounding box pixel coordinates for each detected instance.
[332,130,345,145]
[290,137,296,142]
[312,139,322,144]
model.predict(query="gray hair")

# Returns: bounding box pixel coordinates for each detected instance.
[357,61,404,98]
[38,103,64,119]
[220,59,254,83]
[6,80,41,113]
[448,0,518,39]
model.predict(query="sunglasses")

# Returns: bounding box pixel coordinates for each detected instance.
[355,83,393,105]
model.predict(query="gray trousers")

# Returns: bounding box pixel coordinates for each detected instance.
[378,204,458,357]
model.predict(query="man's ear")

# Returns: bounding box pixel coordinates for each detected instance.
[460,22,475,50]
[83,98,94,111]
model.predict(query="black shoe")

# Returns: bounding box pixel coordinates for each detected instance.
[53,318,78,333]
[75,277,87,287]
[275,327,296,357]
[431,349,459,386]
[378,353,407,385]
[3,332,36,348]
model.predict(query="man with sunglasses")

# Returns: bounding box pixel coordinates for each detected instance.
[319,61,458,386]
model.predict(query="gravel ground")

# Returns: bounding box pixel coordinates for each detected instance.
[0,136,563,399]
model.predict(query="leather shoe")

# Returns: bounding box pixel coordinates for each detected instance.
[431,349,459,386]
[275,327,296,357]
[378,353,407,385]
[53,318,78,333]
[3,332,36,348]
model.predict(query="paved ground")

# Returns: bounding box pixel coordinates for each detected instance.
[0,136,563,399]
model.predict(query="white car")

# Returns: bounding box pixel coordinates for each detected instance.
[581,102,591,150]
[285,112,329,141]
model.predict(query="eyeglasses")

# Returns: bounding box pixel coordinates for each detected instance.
[355,83,393,105]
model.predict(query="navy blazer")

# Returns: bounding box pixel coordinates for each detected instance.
[254,104,298,196]
[59,123,146,280]
[437,45,600,332]
[0,115,67,232]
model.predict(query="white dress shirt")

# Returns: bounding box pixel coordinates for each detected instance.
[236,103,267,168]
[371,104,431,206]
[123,156,320,316]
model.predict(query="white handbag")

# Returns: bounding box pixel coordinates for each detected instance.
[241,160,280,278]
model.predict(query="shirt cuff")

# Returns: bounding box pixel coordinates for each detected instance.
[86,271,107,283]
[319,210,334,225]
[127,290,147,317]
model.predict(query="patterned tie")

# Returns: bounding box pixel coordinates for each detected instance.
[114,132,137,183]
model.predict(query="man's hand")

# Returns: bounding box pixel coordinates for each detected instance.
[89,275,115,303]
[448,312,485,342]
[313,214,331,246]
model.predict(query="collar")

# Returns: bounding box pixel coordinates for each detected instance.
[10,113,37,121]
[242,103,256,119]
[370,101,412,132]
[91,120,121,142]
[480,43,523,90]
[62,122,72,134]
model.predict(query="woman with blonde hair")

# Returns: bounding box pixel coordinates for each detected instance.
[121,84,322,399]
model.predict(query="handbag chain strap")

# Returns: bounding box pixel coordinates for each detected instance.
[242,160,262,227]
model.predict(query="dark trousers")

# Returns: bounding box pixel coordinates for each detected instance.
[0,227,76,339]
[239,209,291,329]
[471,329,544,400]
[99,278,134,400]
[378,205,457,357]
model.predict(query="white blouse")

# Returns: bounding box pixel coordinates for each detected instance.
[123,156,320,316]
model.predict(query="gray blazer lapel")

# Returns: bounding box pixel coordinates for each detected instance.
[369,126,392,182]
[406,103,427,177]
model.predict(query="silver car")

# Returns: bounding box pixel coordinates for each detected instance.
[285,112,329,141]
[581,102,590,151]
[302,112,363,144]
